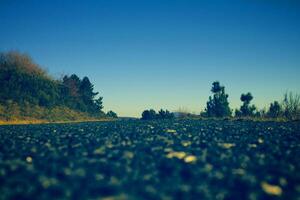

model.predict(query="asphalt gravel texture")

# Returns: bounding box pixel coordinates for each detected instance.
[0,119,299,200]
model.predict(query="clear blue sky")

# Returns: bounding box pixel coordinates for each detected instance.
[1,0,299,117]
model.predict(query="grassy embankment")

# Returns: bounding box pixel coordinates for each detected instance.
[0,104,112,125]
[0,51,110,125]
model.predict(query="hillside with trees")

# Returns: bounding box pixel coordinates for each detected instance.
[0,51,110,123]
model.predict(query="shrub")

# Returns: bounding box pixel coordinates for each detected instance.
[141,109,174,120]
[107,110,118,118]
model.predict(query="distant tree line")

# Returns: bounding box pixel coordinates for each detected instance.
[140,81,299,121]
[0,51,119,119]
[141,109,175,120]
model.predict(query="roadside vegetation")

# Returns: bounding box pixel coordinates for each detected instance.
[198,82,300,121]
[0,51,118,123]
[142,82,300,121]
[1,51,299,123]
[141,109,175,120]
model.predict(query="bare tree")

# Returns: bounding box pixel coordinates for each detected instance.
[282,92,300,120]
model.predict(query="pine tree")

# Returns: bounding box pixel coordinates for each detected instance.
[205,81,231,117]
[79,77,99,112]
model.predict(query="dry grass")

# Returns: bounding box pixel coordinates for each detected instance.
[0,118,114,126]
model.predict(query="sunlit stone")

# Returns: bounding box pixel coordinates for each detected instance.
[218,143,236,149]
[261,182,282,196]
[184,155,197,163]
[181,141,191,147]
[166,151,186,159]
[165,129,176,133]
[26,156,33,163]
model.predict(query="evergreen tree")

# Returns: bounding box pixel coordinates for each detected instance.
[205,81,231,117]
[94,96,104,113]
[80,77,98,101]
[79,77,99,112]
[63,74,81,98]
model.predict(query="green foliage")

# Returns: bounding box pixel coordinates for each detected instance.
[235,92,256,117]
[0,52,60,107]
[61,74,103,114]
[107,110,118,118]
[141,109,157,120]
[141,109,174,120]
[204,81,231,118]
[94,97,104,113]
[157,109,175,119]
[80,77,99,111]
[0,51,104,120]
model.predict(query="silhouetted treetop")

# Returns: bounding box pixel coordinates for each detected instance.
[211,81,224,93]
[236,92,256,117]
[241,93,253,104]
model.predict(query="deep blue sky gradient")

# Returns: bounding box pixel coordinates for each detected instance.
[1,0,299,117]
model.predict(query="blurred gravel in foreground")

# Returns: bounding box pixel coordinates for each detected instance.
[0,120,299,200]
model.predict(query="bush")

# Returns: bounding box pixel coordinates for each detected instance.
[141,109,157,120]
[107,110,118,118]
[141,109,174,120]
